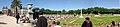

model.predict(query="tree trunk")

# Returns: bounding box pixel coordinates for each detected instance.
[13,7,17,17]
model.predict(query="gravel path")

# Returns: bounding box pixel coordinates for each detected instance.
[0,15,31,27]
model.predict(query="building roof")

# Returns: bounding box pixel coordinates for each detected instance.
[2,6,8,9]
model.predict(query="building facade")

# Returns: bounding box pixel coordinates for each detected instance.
[2,6,8,14]
[19,7,28,15]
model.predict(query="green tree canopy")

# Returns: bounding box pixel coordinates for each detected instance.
[32,7,120,14]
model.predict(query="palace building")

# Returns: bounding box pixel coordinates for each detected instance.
[2,6,8,14]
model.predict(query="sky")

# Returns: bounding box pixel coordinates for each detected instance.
[0,0,120,11]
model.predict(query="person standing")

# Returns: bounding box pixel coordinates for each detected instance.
[15,13,20,24]
[81,17,92,27]
[32,9,41,20]
[36,16,48,27]
[33,13,39,20]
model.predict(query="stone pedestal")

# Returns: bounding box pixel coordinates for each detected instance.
[79,16,83,18]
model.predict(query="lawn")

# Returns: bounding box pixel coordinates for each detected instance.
[48,14,120,27]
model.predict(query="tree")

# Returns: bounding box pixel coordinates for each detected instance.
[32,8,40,12]
[62,9,66,14]
[18,4,22,9]
[32,7,120,14]
[62,9,66,12]
[67,10,75,14]
[11,0,21,17]
[33,8,40,10]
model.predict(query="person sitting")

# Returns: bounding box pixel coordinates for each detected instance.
[49,21,56,27]
[81,17,92,27]
[54,21,61,27]
[107,22,111,27]
[118,21,120,27]
[111,21,115,27]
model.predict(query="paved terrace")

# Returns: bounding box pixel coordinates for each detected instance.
[0,15,31,27]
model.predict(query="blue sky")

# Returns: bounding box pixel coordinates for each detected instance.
[0,0,120,11]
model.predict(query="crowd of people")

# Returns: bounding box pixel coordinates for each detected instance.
[15,13,30,23]
[49,21,61,27]
[43,14,74,20]
[13,12,120,27]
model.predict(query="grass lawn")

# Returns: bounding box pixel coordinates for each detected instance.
[60,16,120,27]
[73,16,120,24]
[48,14,120,27]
